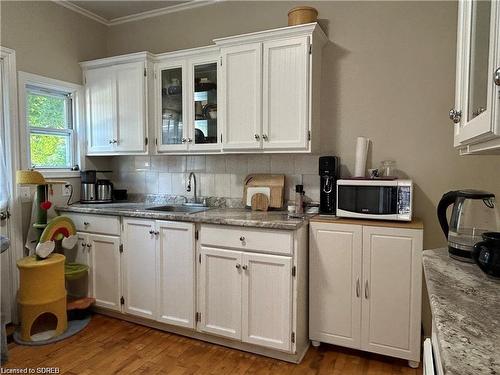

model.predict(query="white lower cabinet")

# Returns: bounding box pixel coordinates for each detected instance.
[121,218,195,326]
[242,252,292,351]
[310,221,423,365]
[198,247,242,339]
[64,226,122,311]
[68,212,308,361]
[122,218,157,319]
[88,233,122,311]
[156,220,195,328]
[197,224,305,354]
[309,224,362,349]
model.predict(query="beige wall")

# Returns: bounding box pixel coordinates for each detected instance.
[106,1,500,249]
[1,0,108,84]
[1,1,109,242]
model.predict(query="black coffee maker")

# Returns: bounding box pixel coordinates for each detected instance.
[319,156,340,214]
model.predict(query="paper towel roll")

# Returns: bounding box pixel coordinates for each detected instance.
[354,137,370,177]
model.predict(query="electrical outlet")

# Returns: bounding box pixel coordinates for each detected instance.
[62,184,72,197]
[19,186,31,202]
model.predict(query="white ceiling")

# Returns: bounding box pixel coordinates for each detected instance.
[68,1,193,22]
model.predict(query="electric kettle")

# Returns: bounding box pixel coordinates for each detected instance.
[437,190,500,262]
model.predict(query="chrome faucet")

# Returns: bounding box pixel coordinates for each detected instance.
[186,172,198,203]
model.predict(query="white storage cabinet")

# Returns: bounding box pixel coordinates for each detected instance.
[309,220,423,367]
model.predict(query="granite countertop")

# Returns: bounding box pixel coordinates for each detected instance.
[56,203,307,230]
[423,248,500,375]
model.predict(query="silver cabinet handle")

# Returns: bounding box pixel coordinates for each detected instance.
[239,236,245,242]
[242,265,248,270]
[81,242,86,248]
[109,140,113,144]
[187,138,193,143]
[364,280,369,299]
[86,243,91,248]
[181,138,187,143]
[235,263,241,269]
[254,134,260,140]
[83,222,89,226]
[356,278,360,298]
[113,139,118,144]
[154,231,159,235]
[495,67,500,86]
[262,134,268,141]
[449,108,462,124]
[149,230,154,235]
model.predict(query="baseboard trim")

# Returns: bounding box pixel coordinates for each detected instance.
[93,307,308,364]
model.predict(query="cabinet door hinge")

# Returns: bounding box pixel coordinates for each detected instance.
[309,44,312,55]
[220,133,223,143]
[220,56,222,66]
[308,130,311,141]
[199,253,201,264]
[155,138,158,146]
[292,266,296,277]
[120,296,125,305]
[196,312,201,322]
[145,137,148,146]
[195,230,199,240]
[83,75,86,85]
[119,244,123,253]
[291,332,295,343]
[144,68,147,77]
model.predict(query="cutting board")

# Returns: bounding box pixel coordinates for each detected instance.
[243,174,285,209]
[251,193,270,211]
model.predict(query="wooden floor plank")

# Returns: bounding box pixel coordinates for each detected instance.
[4,314,422,375]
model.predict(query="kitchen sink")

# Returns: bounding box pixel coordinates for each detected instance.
[145,205,209,214]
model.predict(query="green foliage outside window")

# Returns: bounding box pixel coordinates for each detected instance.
[28,92,71,168]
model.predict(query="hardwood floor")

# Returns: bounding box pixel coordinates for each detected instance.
[4,314,422,374]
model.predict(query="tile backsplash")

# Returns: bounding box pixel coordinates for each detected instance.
[111,154,322,203]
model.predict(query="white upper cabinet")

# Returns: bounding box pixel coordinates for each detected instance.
[220,43,263,151]
[115,62,147,152]
[216,22,326,153]
[81,52,151,155]
[452,0,500,154]
[262,37,310,150]
[85,67,115,153]
[155,48,221,153]
[82,24,326,155]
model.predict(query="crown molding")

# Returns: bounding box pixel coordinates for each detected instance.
[52,0,221,27]
[53,1,109,26]
[108,0,220,26]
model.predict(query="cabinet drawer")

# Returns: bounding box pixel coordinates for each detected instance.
[62,213,120,236]
[200,225,293,255]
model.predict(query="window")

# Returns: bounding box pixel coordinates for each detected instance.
[19,72,82,176]
[27,86,73,169]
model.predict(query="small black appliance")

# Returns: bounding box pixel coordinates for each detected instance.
[473,232,500,279]
[319,156,340,214]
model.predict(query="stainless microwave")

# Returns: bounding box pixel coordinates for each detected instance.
[336,179,413,221]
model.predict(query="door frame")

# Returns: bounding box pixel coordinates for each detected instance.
[1,46,22,324]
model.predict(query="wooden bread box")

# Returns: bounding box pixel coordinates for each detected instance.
[243,174,285,209]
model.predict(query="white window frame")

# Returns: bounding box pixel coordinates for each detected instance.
[18,72,84,178]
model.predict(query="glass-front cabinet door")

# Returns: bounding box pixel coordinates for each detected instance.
[188,55,220,151]
[453,0,500,149]
[156,61,188,152]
